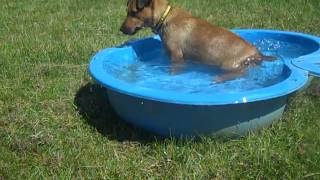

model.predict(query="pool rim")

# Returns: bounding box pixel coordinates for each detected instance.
[89,29,320,105]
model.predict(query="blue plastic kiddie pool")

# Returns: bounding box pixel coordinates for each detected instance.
[89,29,320,137]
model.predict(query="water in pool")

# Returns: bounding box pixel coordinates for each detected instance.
[103,39,310,94]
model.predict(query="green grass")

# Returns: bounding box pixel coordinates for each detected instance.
[1,0,320,178]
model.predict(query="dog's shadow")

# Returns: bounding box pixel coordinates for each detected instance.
[74,82,160,143]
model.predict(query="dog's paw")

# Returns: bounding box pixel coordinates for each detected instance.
[170,68,178,75]
[169,64,185,75]
[214,76,226,84]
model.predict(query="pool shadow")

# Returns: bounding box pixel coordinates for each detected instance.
[74,82,161,143]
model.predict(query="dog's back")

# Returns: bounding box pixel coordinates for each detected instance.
[162,8,261,70]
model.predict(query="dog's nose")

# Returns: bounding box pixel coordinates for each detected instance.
[120,26,125,33]
[120,26,130,35]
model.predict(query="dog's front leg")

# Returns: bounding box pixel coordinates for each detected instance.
[170,51,185,75]
[166,45,185,75]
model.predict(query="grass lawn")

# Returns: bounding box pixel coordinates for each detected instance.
[1,0,320,178]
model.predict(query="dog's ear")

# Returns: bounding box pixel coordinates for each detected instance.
[136,0,152,10]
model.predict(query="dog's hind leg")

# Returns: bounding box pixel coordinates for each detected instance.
[214,70,245,83]
[260,54,277,61]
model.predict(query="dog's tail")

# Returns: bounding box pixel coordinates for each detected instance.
[260,54,277,61]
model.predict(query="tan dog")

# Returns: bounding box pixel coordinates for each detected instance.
[120,0,275,82]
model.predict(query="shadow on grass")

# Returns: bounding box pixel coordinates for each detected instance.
[74,82,161,143]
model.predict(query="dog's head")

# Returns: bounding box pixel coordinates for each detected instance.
[120,0,168,35]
